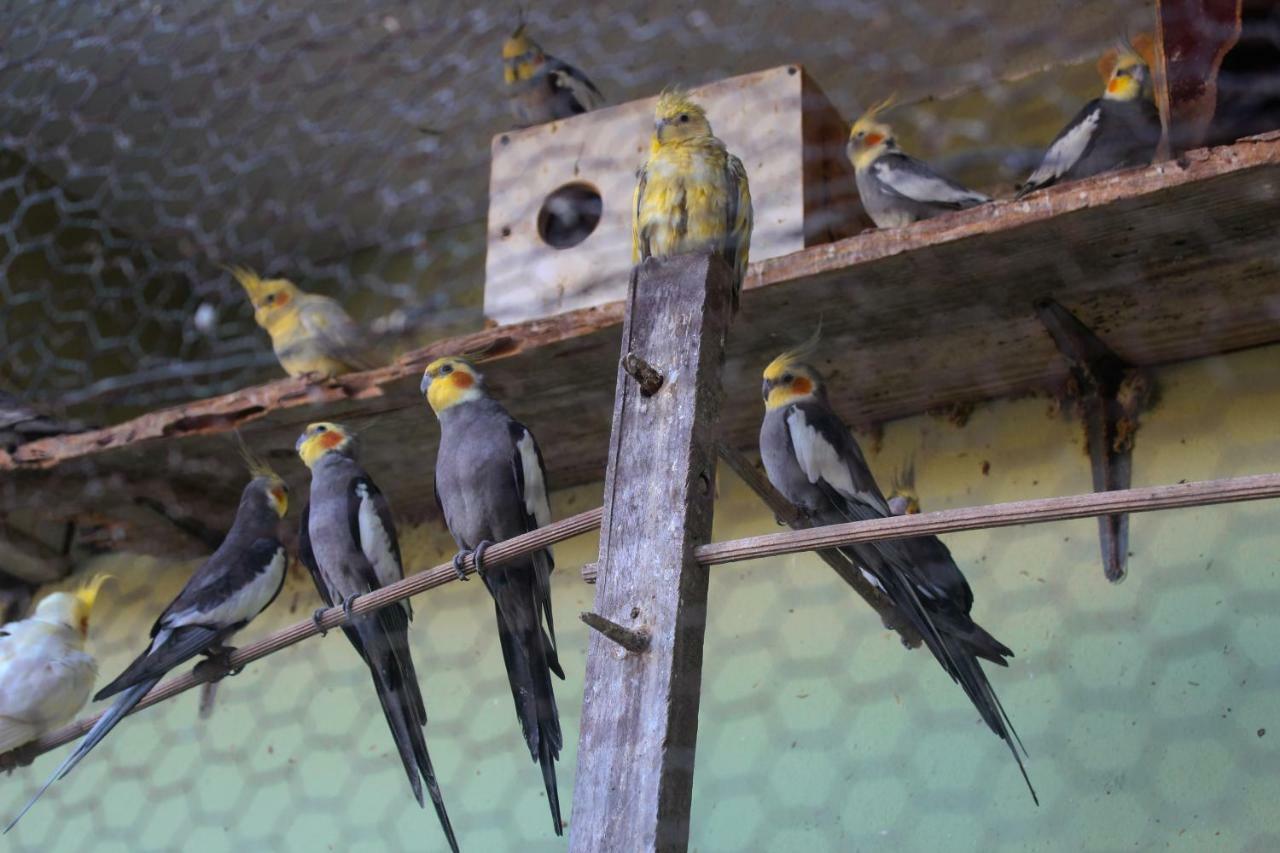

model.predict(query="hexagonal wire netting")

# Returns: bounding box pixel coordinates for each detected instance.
[1,1,1279,852]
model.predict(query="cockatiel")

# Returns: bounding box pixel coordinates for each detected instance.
[633,89,753,310]
[502,18,603,127]
[847,95,991,228]
[421,356,565,835]
[7,458,289,831]
[1017,42,1160,197]
[230,265,377,380]
[758,334,1036,803]
[295,422,458,853]
[0,575,110,753]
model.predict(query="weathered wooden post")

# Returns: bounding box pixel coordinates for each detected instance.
[569,253,734,852]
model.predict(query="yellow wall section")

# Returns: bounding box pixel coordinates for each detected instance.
[4,344,1277,852]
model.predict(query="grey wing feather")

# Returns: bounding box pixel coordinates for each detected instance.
[297,299,378,370]
[546,55,603,110]
[1019,100,1102,193]
[873,154,990,207]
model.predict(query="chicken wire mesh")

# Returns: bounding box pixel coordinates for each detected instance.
[2,347,1279,852]
[0,0,1199,420]
[2,0,1280,851]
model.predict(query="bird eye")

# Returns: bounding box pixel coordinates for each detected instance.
[264,293,276,304]
[679,114,690,123]
[316,425,327,432]
[440,364,453,375]
[781,372,794,383]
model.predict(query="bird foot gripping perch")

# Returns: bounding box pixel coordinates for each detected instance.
[450,540,494,582]
[310,592,360,636]
[192,644,242,683]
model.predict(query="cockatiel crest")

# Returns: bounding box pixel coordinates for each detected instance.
[35,573,113,639]
[228,265,301,328]
[1101,39,1152,102]
[652,88,714,145]
[847,92,898,166]
[762,327,825,410]
[236,432,288,517]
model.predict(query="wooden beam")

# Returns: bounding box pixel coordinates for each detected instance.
[570,255,734,853]
[1156,0,1244,151]
[3,137,1280,553]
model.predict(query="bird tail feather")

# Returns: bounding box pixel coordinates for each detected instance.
[5,679,157,833]
[356,617,459,853]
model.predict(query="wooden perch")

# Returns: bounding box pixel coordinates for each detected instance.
[715,442,922,648]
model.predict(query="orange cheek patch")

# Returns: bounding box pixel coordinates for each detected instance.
[792,377,813,395]
[274,292,290,306]
[1107,79,1122,93]
[451,372,474,389]
[319,431,344,450]
[864,133,884,146]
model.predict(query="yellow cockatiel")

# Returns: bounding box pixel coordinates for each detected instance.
[0,575,110,752]
[231,266,377,380]
[632,89,753,310]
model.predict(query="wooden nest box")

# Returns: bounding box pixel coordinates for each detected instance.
[484,65,859,325]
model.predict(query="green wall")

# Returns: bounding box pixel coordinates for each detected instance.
[4,343,1278,852]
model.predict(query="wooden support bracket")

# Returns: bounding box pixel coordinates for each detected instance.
[570,254,734,853]
[1036,298,1154,583]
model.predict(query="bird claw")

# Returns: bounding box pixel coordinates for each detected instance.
[312,606,329,636]
[451,550,470,582]
[472,540,494,574]
[452,541,494,580]
[342,593,359,621]
[194,646,241,682]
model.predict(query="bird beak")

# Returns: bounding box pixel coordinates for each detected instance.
[295,432,308,453]
[761,378,773,401]
[419,372,432,395]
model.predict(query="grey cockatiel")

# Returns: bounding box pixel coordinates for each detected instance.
[847,95,990,229]
[7,460,290,832]
[421,356,564,836]
[1017,45,1160,198]
[758,337,1037,804]
[502,19,603,128]
[295,421,457,853]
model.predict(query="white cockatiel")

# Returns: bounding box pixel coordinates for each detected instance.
[0,576,110,752]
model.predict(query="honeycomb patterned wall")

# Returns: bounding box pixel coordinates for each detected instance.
[2,343,1277,852]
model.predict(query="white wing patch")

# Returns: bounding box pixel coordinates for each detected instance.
[786,409,857,497]
[166,546,287,630]
[516,429,552,529]
[859,567,886,593]
[550,68,603,110]
[874,160,987,205]
[356,482,407,617]
[786,409,887,513]
[1028,107,1100,184]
